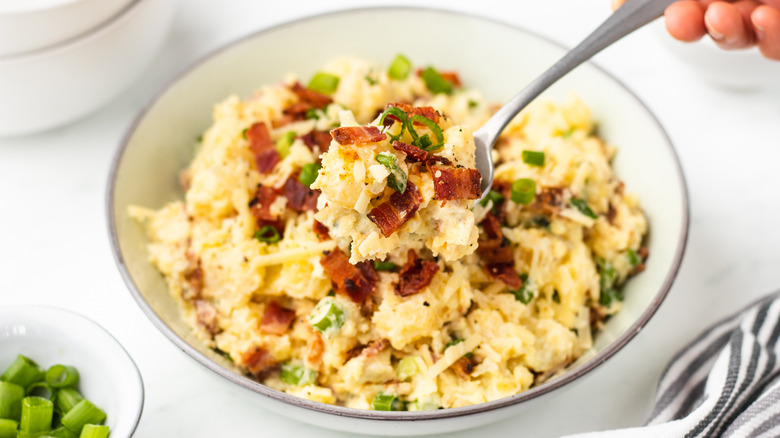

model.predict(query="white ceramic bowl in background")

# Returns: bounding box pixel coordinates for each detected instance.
[108,7,688,436]
[0,0,175,137]
[0,0,134,57]
[0,306,144,436]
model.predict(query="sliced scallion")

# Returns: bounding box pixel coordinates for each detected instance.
[421,67,453,95]
[627,249,641,267]
[0,419,17,438]
[254,225,281,244]
[396,357,419,381]
[406,114,444,151]
[54,388,83,415]
[511,179,536,205]
[275,131,296,158]
[375,153,407,194]
[1,355,43,389]
[78,424,109,438]
[388,54,412,80]
[309,298,346,334]
[280,363,317,386]
[377,106,408,142]
[597,258,621,307]
[510,273,533,304]
[372,393,403,411]
[373,261,397,272]
[20,397,53,434]
[47,426,78,438]
[0,381,24,421]
[299,163,321,188]
[570,198,597,219]
[45,366,79,389]
[61,399,105,435]
[307,72,339,94]
[478,190,504,214]
[521,150,545,167]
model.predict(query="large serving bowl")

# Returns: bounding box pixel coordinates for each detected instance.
[108,7,688,436]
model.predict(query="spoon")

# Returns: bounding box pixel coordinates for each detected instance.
[475,0,677,199]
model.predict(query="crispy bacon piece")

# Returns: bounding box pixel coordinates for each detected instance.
[396,250,440,297]
[312,220,330,241]
[392,140,429,162]
[195,300,219,335]
[281,102,312,122]
[367,182,423,237]
[630,247,649,275]
[300,130,333,155]
[429,165,481,200]
[451,356,476,380]
[283,175,319,212]
[305,332,325,369]
[290,82,332,109]
[415,69,462,87]
[361,339,389,357]
[249,185,279,222]
[529,187,566,216]
[260,301,296,335]
[384,102,440,124]
[319,248,376,303]
[331,126,387,145]
[246,122,280,174]
[241,346,276,378]
[182,259,203,301]
[477,213,523,290]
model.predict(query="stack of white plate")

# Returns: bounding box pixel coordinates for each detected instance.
[0,0,176,136]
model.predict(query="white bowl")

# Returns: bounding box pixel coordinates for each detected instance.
[0,306,144,437]
[0,0,175,137]
[0,0,135,57]
[108,7,688,436]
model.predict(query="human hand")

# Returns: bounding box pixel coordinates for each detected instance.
[612,0,780,60]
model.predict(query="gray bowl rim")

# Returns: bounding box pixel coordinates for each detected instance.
[0,304,145,434]
[107,5,690,422]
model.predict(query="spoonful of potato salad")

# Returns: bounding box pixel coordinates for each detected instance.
[473,0,676,198]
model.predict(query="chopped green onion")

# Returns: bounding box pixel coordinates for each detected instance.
[410,399,439,411]
[309,298,346,334]
[406,114,444,150]
[444,339,464,350]
[254,225,281,243]
[304,108,319,120]
[48,426,78,438]
[388,54,412,80]
[372,393,403,411]
[522,150,545,167]
[599,288,623,307]
[299,163,321,188]
[511,179,536,205]
[529,216,551,228]
[627,249,641,267]
[61,400,105,435]
[54,388,83,415]
[26,382,53,400]
[0,381,24,421]
[275,131,296,158]
[1,355,43,389]
[280,363,317,386]
[510,273,533,304]
[597,258,622,307]
[364,74,378,86]
[468,100,479,109]
[373,261,397,272]
[561,127,576,138]
[375,152,408,194]
[241,128,248,139]
[307,72,340,94]
[377,106,408,142]
[0,419,17,438]
[78,424,109,438]
[479,190,504,214]
[20,397,53,434]
[45,366,79,389]
[421,67,453,94]
[396,357,419,381]
[569,198,597,219]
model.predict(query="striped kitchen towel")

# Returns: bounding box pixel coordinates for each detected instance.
[568,291,780,438]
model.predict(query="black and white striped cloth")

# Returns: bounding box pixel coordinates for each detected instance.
[569,291,780,438]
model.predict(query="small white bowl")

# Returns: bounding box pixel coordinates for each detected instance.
[0,0,175,137]
[0,306,144,437]
[0,0,135,58]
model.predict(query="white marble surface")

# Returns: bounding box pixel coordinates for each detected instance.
[1,0,779,436]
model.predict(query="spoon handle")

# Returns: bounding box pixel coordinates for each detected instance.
[474,0,677,146]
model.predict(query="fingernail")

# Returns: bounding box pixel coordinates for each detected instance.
[753,19,765,41]
[705,17,725,41]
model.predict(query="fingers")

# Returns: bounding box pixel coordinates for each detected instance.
[611,0,626,11]
[704,1,759,49]
[752,4,780,59]
[665,1,708,41]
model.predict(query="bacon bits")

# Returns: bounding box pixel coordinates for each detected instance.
[249,185,279,221]
[430,165,481,200]
[312,220,330,241]
[384,102,440,124]
[260,301,296,335]
[320,248,377,303]
[477,213,522,290]
[290,82,332,109]
[367,182,423,237]
[284,175,319,212]
[301,130,333,155]
[331,126,387,145]
[361,339,389,357]
[241,346,276,378]
[246,122,280,174]
[195,300,219,335]
[392,140,429,162]
[396,250,440,297]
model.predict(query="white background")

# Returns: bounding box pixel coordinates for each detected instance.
[1,0,779,436]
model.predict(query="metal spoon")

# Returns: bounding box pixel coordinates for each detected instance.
[475,0,677,199]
